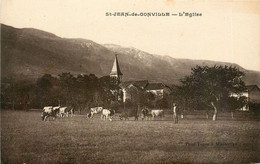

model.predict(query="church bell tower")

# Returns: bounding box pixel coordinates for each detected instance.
[110,54,123,101]
[110,54,123,85]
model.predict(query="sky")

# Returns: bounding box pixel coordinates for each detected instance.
[1,0,260,71]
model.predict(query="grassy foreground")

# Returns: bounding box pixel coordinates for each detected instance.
[1,110,259,164]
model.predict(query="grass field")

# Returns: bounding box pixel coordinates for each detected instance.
[1,110,260,164]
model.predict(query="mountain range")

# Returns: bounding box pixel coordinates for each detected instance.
[1,24,260,86]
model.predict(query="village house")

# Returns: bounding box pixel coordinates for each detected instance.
[119,81,171,102]
[145,82,171,100]
[230,85,260,111]
[246,85,260,103]
[109,55,171,102]
[119,80,149,102]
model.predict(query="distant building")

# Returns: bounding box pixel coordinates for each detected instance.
[120,84,143,102]
[230,85,260,111]
[109,54,123,101]
[120,80,149,102]
[120,80,149,90]
[108,55,170,103]
[120,81,171,102]
[145,83,171,99]
[110,54,123,85]
[246,85,260,103]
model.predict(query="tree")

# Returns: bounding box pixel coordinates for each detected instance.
[227,96,247,119]
[1,79,35,110]
[170,82,194,119]
[156,97,169,109]
[34,74,61,108]
[126,86,144,107]
[99,76,115,107]
[180,65,247,121]
[143,92,156,108]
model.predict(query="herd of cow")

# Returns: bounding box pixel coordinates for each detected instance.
[87,107,164,121]
[41,106,165,121]
[41,106,74,121]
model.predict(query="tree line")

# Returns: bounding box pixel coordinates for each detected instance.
[2,73,113,113]
[171,65,249,120]
[1,72,170,113]
[1,65,256,120]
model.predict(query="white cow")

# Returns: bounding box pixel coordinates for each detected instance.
[42,106,52,112]
[101,109,115,121]
[53,106,60,117]
[41,106,56,121]
[151,109,164,120]
[59,107,68,117]
[88,107,103,118]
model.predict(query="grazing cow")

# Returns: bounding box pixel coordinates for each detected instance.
[88,107,103,118]
[42,106,52,112]
[119,108,139,121]
[151,109,164,120]
[68,108,74,117]
[101,109,115,121]
[41,106,57,121]
[59,107,68,117]
[87,112,92,118]
[53,106,61,117]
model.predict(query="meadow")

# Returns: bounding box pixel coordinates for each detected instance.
[1,110,259,164]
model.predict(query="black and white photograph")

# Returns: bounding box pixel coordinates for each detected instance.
[1,0,260,163]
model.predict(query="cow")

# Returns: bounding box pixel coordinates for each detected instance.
[53,106,61,117]
[68,108,74,117]
[87,112,92,118]
[41,106,57,121]
[59,107,68,117]
[140,108,152,120]
[151,109,164,120]
[101,109,115,121]
[41,106,52,112]
[119,108,139,121]
[87,107,103,118]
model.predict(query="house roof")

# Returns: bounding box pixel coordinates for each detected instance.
[110,54,123,76]
[145,83,166,90]
[246,85,260,92]
[132,80,149,88]
[124,84,144,91]
[120,80,149,89]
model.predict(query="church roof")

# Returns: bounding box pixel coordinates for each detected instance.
[145,83,166,90]
[246,85,260,92]
[110,55,123,76]
[120,80,149,89]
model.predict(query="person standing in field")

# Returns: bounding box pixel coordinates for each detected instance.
[173,103,178,124]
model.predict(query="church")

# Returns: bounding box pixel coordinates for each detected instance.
[109,54,123,101]
[109,54,171,102]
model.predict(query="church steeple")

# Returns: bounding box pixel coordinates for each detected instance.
[110,54,123,84]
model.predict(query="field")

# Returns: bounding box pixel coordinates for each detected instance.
[1,110,260,164]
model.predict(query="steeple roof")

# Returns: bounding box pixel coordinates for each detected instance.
[110,54,123,76]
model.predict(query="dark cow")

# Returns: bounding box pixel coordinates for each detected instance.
[68,108,75,117]
[119,108,139,121]
[140,108,152,120]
